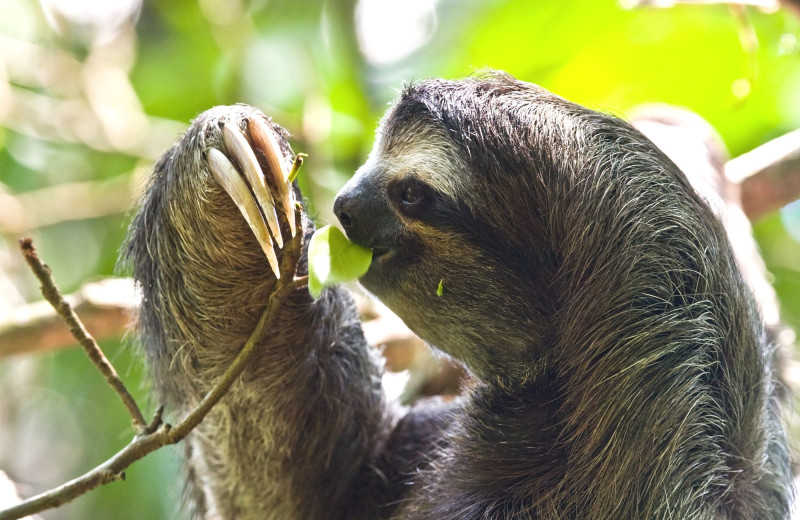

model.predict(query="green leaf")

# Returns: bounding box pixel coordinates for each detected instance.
[436,279,444,297]
[307,225,372,298]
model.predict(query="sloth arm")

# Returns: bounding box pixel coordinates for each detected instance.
[124,105,453,520]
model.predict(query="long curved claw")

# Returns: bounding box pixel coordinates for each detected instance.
[207,147,281,279]
[247,115,297,238]
[221,123,284,248]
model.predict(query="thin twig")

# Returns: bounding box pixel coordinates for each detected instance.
[166,212,303,441]
[18,238,146,431]
[288,153,307,183]
[0,212,304,520]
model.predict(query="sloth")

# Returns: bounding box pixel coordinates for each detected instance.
[123,72,792,519]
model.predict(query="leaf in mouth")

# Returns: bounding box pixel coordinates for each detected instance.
[308,225,372,298]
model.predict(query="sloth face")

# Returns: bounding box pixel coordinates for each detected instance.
[333,115,471,327]
[333,83,553,381]
[334,137,499,376]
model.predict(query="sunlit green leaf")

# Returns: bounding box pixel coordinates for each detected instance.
[308,225,372,298]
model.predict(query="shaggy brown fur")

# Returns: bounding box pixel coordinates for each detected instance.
[124,74,792,519]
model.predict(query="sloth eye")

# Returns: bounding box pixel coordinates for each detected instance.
[393,178,431,217]
[401,184,424,206]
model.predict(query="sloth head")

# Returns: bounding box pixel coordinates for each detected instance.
[334,72,698,383]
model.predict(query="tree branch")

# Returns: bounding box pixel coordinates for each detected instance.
[0,211,304,520]
[726,128,800,219]
[17,239,146,431]
[0,278,134,359]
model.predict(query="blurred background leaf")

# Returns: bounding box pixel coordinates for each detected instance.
[0,0,798,518]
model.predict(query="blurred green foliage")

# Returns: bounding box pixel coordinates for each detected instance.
[1,0,799,518]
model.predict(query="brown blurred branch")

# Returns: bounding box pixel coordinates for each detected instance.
[0,214,305,520]
[0,278,134,358]
[727,128,800,219]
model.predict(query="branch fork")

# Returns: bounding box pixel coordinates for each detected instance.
[0,201,305,520]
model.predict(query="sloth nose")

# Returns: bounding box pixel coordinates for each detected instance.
[334,178,397,247]
[333,185,383,247]
[333,192,354,230]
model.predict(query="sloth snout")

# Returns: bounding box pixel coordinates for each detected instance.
[333,191,355,230]
[333,183,395,249]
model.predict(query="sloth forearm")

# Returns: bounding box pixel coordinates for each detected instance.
[174,286,395,519]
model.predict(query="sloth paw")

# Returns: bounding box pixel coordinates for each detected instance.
[205,116,300,279]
